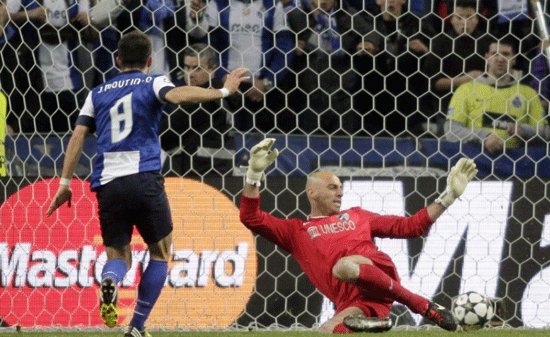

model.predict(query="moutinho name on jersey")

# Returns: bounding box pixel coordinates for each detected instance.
[98,77,152,93]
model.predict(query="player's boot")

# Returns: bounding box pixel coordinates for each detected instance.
[124,325,152,337]
[343,315,393,333]
[99,278,119,328]
[423,302,459,331]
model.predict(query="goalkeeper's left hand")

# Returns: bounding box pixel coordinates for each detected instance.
[436,158,478,208]
[46,186,72,216]
[246,138,279,185]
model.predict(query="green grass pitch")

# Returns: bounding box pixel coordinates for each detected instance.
[1,329,550,337]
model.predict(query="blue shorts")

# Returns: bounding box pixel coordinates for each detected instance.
[95,171,173,247]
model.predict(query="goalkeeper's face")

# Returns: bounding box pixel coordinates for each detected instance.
[307,171,343,216]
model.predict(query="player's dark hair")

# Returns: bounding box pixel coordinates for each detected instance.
[484,34,518,55]
[499,35,518,54]
[184,43,218,70]
[117,30,152,69]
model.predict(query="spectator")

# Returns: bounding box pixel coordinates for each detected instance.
[485,0,532,41]
[437,0,537,53]
[90,0,140,86]
[187,0,294,133]
[0,3,22,132]
[164,0,209,82]
[273,0,310,133]
[444,36,547,153]
[2,0,43,133]
[8,0,99,134]
[296,0,376,135]
[240,138,479,333]
[422,0,489,135]
[92,0,176,85]
[139,0,174,76]
[160,44,234,176]
[361,0,437,137]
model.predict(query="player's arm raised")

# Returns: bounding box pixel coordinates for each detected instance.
[47,125,90,216]
[164,67,249,105]
[243,138,279,198]
[427,157,478,220]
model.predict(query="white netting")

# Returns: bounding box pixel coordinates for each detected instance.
[0,0,550,331]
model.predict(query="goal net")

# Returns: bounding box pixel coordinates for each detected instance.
[1,0,550,331]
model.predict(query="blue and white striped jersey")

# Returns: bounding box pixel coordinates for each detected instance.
[77,70,175,190]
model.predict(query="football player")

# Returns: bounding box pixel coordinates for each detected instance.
[239,138,478,333]
[47,30,248,337]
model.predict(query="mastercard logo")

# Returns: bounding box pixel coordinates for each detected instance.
[0,178,256,329]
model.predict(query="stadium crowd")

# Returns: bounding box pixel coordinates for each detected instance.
[0,0,549,170]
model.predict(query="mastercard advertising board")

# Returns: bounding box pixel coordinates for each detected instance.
[0,178,257,328]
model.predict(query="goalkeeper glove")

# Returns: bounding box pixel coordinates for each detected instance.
[246,138,279,186]
[435,158,478,208]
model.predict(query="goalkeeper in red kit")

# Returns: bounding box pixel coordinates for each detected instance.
[239,139,478,333]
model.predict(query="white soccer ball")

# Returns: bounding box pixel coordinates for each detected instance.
[452,291,495,328]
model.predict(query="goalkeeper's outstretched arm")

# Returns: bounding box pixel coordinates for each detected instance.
[240,139,477,223]
[242,138,278,198]
[243,183,260,198]
[427,158,478,221]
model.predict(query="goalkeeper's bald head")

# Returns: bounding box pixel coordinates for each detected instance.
[306,171,343,216]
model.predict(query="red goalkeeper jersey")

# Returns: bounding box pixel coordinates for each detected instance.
[239,195,434,315]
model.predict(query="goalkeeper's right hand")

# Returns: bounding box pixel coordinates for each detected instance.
[435,158,478,208]
[246,138,279,186]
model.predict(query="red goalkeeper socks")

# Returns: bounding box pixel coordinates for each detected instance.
[355,263,429,314]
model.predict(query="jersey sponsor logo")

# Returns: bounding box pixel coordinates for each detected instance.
[307,226,321,239]
[308,220,356,239]
[482,111,515,129]
[0,178,256,329]
[48,9,68,22]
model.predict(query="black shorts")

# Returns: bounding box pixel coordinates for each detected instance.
[95,171,173,247]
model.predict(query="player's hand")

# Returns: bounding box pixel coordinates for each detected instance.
[28,6,47,22]
[409,39,428,54]
[436,158,478,208]
[506,122,526,138]
[484,134,504,153]
[246,138,279,184]
[72,12,89,26]
[46,185,73,217]
[356,41,377,55]
[223,68,249,95]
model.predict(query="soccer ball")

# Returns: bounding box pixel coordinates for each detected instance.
[452,291,495,328]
